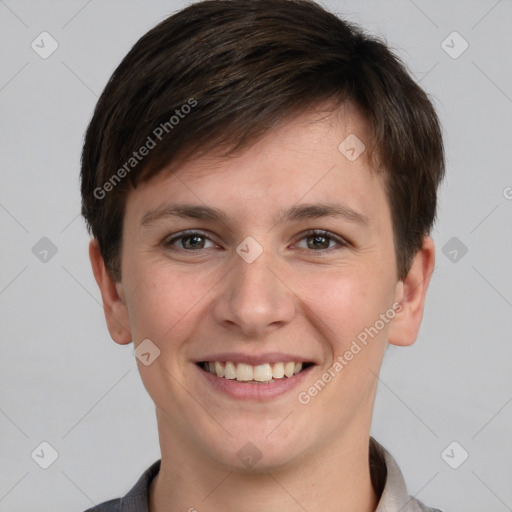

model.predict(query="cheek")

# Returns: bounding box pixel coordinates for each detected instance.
[301,263,394,354]
[123,261,197,342]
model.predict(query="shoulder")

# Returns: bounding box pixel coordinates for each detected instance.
[407,495,444,511]
[82,499,120,512]
[80,459,161,512]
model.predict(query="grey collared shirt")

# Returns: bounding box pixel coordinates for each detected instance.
[83,438,443,512]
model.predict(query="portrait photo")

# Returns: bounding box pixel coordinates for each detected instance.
[1,1,511,511]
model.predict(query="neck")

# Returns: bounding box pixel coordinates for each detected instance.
[149,411,378,512]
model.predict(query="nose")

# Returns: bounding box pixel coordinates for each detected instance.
[212,241,296,338]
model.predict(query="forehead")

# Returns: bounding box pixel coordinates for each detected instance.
[124,105,391,232]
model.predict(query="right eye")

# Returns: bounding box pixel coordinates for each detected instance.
[163,230,218,251]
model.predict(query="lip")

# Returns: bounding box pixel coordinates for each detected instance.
[195,361,315,401]
[194,352,315,366]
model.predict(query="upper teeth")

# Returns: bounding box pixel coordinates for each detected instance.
[205,361,304,382]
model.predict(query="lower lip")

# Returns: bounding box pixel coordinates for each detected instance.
[196,364,314,401]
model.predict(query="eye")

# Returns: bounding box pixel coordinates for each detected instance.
[163,230,217,251]
[293,229,349,251]
[162,229,349,253]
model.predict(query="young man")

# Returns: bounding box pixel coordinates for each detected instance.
[81,0,445,510]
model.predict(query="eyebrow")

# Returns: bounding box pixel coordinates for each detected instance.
[140,201,368,227]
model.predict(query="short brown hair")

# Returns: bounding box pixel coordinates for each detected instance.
[80,0,445,282]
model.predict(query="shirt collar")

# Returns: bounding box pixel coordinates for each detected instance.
[371,437,419,511]
[117,438,435,512]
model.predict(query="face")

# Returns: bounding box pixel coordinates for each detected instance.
[92,104,432,473]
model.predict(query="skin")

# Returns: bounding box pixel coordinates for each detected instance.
[90,103,435,512]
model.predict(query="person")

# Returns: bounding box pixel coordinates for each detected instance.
[80,0,445,510]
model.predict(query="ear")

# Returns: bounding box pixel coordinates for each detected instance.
[89,239,132,345]
[388,236,435,347]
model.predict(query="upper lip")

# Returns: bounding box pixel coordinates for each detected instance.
[195,352,316,366]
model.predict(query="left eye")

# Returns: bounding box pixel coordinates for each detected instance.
[294,229,348,251]
[163,229,347,252]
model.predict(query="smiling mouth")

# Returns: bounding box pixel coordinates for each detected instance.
[197,361,314,383]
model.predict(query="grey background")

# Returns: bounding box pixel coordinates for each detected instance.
[1,0,511,510]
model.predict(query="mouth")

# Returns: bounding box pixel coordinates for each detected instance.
[196,360,314,384]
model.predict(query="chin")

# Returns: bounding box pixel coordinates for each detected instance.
[203,429,304,474]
